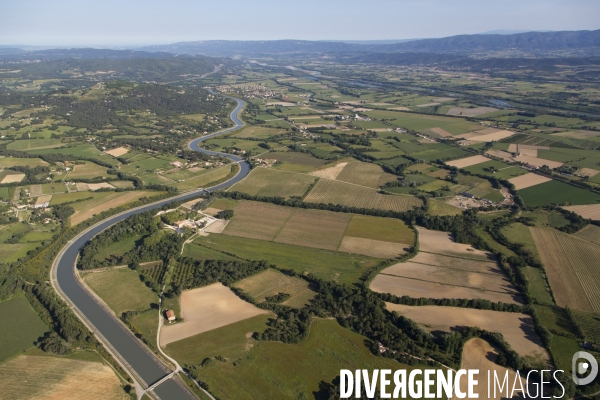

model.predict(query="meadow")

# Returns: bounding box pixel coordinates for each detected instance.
[233,269,316,308]
[0,296,49,362]
[229,167,316,198]
[518,180,600,206]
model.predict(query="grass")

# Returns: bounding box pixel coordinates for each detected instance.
[524,267,554,305]
[268,152,328,173]
[193,234,381,284]
[0,157,48,168]
[344,214,414,245]
[519,180,600,207]
[6,138,65,151]
[175,165,237,191]
[233,269,316,308]
[500,223,540,259]
[82,268,157,316]
[165,314,272,365]
[0,296,49,362]
[182,242,239,261]
[229,168,316,198]
[208,198,238,211]
[364,109,480,134]
[189,319,414,400]
[551,335,582,373]
[427,199,463,216]
[68,162,108,179]
[93,234,141,262]
[462,160,527,180]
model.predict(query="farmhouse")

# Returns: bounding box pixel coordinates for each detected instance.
[171,161,183,168]
[165,310,176,323]
[173,220,195,229]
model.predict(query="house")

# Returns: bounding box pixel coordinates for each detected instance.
[461,192,475,199]
[171,161,183,168]
[173,220,195,229]
[165,310,176,323]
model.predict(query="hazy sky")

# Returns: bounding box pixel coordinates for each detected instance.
[1,0,599,47]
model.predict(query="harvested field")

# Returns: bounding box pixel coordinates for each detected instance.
[309,162,348,179]
[229,167,315,198]
[530,228,594,312]
[335,161,397,188]
[0,173,25,184]
[453,338,527,399]
[577,168,600,178]
[446,155,490,168]
[233,269,316,308]
[34,195,52,207]
[76,182,89,191]
[416,227,491,259]
[411,251,502,274]
[345,214,414,244]
[87,182,115,191]
[379,262,516,294]
[29,184,42,196]
[469,130,515,142]
[485,149,513,162]
[70,191,155,225]
[447,106,497,117]
[274,208,350,251]
[416,102,440,107]
[160,283,267,346]
[425,127,453,137]
[304,179,422,212]
[338,236,406,258]
[0,355,126,400]
[105,146,129,157]
[386,304,549,364]
[371,275,520,304]
[68,162,108,179]
[508,173,552,190]
[514,155,563,169]
[574,224,600,245]
[222,201,293,241]
[563,204,600,221]
[205,220,228,233]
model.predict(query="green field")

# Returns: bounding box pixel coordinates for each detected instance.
[188,319,415,400]
[462,160,528,180]
[193,234,381,284]
[6,139,65,151]
[0,157,48,168]
[524,267,554,305]
[427,199,463,216]
[229,168,316,198]
[82,268,157,316]
[182,242,239,261]
[0,296,49,362]
[93,235,141,263]
[233,269,316,308]
[519,180,600,206]
[165,314,272,365]
[344,214,415,245]
[500,223,540,260]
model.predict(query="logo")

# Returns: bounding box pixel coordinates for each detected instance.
[572,351,598,386]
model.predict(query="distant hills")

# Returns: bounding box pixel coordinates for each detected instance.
[136,30,600,56]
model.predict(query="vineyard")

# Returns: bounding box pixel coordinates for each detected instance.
[571,310,600,344]
[335,161,397,188]
[228,167,316,198]
[574,224,600,245]
[171,262,196,287]
[141,262,166,285]
[304,179,423,212]
[555,232,600,312]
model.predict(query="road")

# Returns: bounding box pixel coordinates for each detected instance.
[51,92,249,399]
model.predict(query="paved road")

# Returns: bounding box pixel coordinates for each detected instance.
[52,94,249,399]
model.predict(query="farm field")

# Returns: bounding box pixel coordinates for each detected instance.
[68,190,158,225]
[0,296,49,362]
[233,269,316,308]
[563,204,600,221]
[445,155,490,168]
[193,234,380,284]
[68,162,109,179]
[267,151,329,173]
[518,180,600,206]
[160,283,268,346]
[187,318,413,400]
[416,227,491,260]
[81,267,157,316]
[220,200,410,257]
[508,173,552,190]
[454,338,525,399]
[574,224,600,244]
[334,161,397,188]
[0,355,126,399]
[229,167,316,198]
[427,199,463,216]
[174,164,237,191]
[304,179,423,212]
[386,303,548,365]
[529,227,598,312]
[309,161,347,179]
[462,160,527,180]
[0,156,48,168]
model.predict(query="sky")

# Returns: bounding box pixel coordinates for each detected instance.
[1,0,599,47]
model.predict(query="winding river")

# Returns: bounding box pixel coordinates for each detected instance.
[51,95,250,399]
